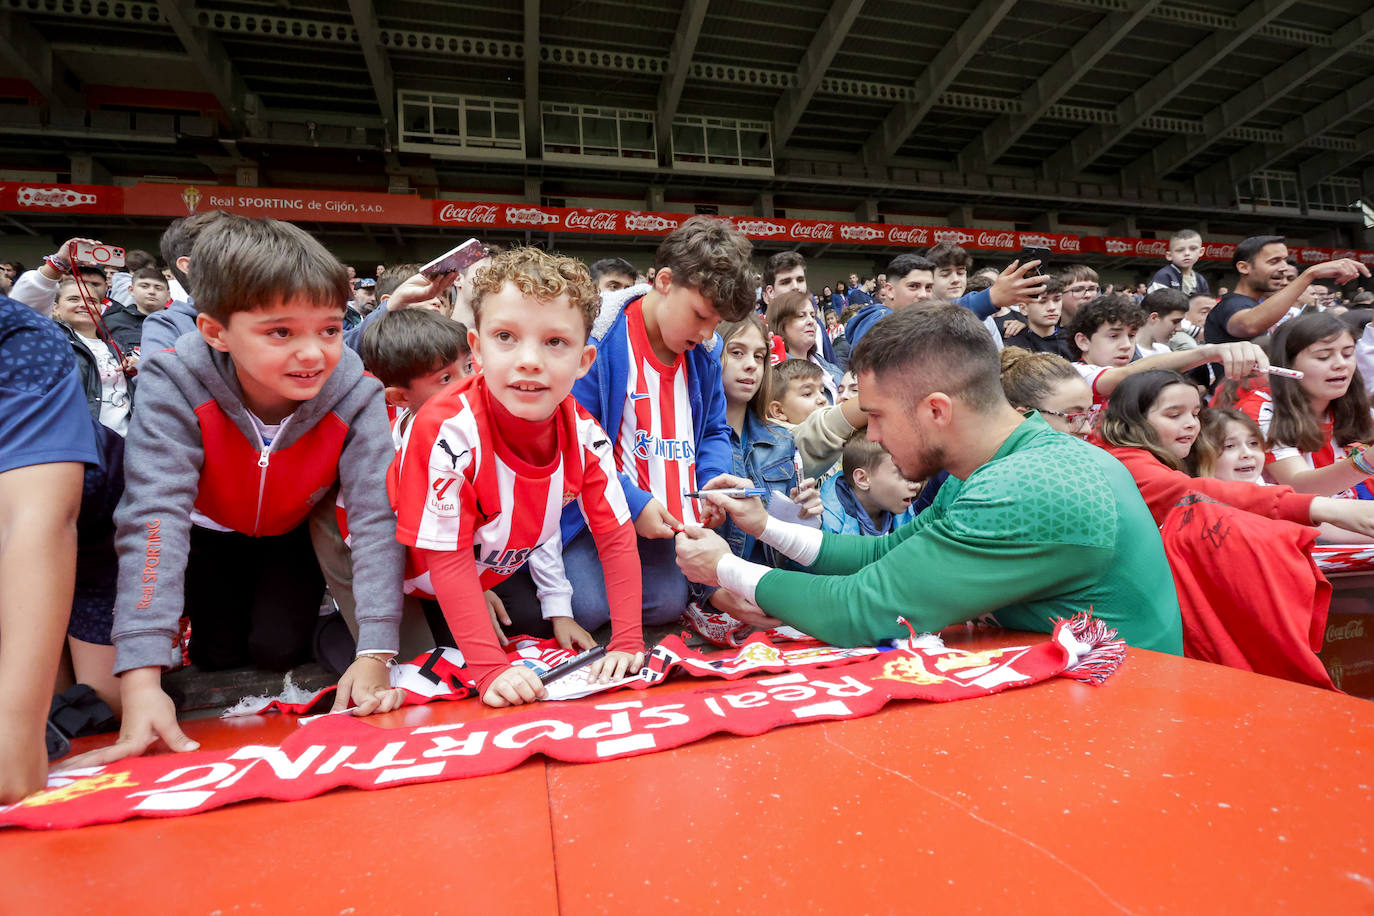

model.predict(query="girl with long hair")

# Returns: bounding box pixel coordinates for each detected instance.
[1098,370,1374,689]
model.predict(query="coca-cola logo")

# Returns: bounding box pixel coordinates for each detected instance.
[18,186,96,208]
[1331,249,1357,261]
[790,222,833,241]
[1326,619,1366,642]
[564,211,618,231]
[841,225,885,241]
[978,231,1016,248]
[437,203,498,224]
[887,226,929,245]
[1361,253,1374,265]
[1300,248,1330,263]
[1105,239,1132,254]
[933,230,973,245]
[1206,244,1236,260]
[1135,241,1168,257]
[506,207,560,227]
[733,219,787,237]
[1059,237,1081,252]
[625,213,679,233]
[1018,233,1053,249]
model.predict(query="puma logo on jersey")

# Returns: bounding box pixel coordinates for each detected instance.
[437,439,468,469]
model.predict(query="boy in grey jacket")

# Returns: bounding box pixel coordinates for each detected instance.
[74,215,404,768]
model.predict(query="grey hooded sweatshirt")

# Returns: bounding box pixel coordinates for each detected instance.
[111,333,402,674]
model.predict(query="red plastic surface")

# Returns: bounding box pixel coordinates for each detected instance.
[3,627,1372,914]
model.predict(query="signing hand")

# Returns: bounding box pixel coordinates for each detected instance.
[674,525,731,587]
[699,474,769,537]
[789,477,823,520]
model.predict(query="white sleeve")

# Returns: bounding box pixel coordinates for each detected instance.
[1358,321,1374,399]
[10,269,58,317]
[527,536,573,619]
[756,516,824,566]
[983,315,1004,351]
[108,271,133,306]
[716,554,770,605]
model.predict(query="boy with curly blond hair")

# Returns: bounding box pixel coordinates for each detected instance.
[390,247,645,707]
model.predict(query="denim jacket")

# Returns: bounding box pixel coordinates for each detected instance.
[722,411,800,566]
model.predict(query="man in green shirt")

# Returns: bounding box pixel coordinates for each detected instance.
[677,303,1183,654]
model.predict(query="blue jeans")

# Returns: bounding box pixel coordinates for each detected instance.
[562,528,688,631]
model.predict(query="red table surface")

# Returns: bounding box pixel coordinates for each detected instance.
[3,627,1372,915]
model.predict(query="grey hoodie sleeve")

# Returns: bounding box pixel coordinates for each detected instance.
[110,350,206,673]
[334,377,404,653]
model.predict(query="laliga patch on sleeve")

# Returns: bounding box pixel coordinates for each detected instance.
[427,476,461,518]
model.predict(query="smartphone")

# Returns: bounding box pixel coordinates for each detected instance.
[1016,246,1051,276]
[73,241,126,269]
[420,239,487,279]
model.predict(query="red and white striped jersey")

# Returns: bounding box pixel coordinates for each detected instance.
[614,300,700,525]
[389,374,630,594]
[1239,388,1370,498]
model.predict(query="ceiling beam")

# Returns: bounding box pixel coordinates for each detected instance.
[656,0,710,159]
[1043,0,1298,179]
[1297,122,1374,192]
[524,0,541,154]
[959,0,1163,173]
[0,11,82,110]
[346,0,396,142]
[862,0,1017,169]
[773,0,867,150]
[1200,70,1374,198]
[155,0,259,136]
[1119,6,1374,187]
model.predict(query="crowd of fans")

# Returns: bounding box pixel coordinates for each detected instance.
[1,209,1371,803]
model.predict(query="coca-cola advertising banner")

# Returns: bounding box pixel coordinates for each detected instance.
[123,183,433,225]
[0,183,124,214]
[2,183,1371,265]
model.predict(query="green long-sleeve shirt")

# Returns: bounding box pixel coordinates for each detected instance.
[754,413,1183,654]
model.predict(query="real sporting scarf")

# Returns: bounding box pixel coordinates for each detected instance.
[4,615,1123,830]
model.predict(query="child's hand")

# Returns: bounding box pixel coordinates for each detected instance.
[485,590,512,646]
[482,666,547,707]
[789,477,823,520]
[1001,319,1027,338]
[552,616,597,652]
[634,499,683,539]
[587,650,644,684]
[60,667,199,770]
[331,656,405,716]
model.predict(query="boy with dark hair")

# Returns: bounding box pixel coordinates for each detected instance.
[820,432,922,536]
[79,215,406,768]
[1148,230,1210,297]
[102,267,168,356]
[141,210,231,352]
[563,215,755,629]
[360,308,470,413]
[1069,294,1264,404]
[1205,235,1366,344]
[590,257,637,293]
[1058,264,1100,326]
[108,249,157,308]
[929,240,1044,322]
[1003,284,1075,360]
[392,247,643,705]
[845,253,935,347]
[1134,289,1188,356]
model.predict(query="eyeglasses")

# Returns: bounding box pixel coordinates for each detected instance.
[1037,405,1101,431]
[1065,283,1101,297]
